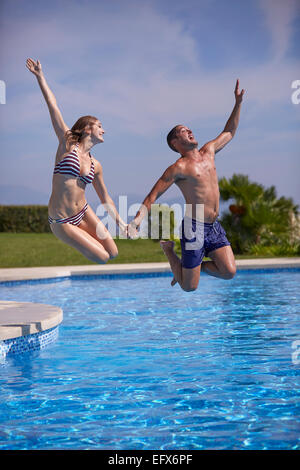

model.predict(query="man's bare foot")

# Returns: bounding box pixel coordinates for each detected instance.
[160,241,178,286]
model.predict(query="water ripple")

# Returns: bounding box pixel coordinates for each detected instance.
[0,270,299,449]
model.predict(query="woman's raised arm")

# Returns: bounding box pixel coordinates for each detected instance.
[26,58,69,141]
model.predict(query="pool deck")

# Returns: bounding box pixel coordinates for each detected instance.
[0,258,299,342]
[0,258,300,282]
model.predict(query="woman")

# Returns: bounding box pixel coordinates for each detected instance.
[26,58,127,263]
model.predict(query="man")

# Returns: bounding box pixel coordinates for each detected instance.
[129,79,245,292]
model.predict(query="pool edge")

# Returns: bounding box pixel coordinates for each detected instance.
[0,301,63,340]
[0,301,63,357]
[0,259,300,283]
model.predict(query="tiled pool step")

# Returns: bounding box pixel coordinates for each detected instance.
[0,301,63,357]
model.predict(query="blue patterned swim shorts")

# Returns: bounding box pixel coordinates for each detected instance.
[180,217,230,269]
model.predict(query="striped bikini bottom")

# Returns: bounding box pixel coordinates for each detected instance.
[48,203,88,226]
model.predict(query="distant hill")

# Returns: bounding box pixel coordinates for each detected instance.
[0,185,50,205]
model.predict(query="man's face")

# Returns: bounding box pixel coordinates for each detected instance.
[175,126,198,149]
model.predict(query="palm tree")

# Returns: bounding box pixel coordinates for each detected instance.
[219,174,299,253]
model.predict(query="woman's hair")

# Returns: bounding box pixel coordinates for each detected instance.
[65,115,98,148]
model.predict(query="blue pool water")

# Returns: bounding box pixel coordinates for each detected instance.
[0,270,299,450]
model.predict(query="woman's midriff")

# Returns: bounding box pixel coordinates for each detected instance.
[48,176,87,219]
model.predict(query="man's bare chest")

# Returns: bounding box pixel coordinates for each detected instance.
[185,156,217,182]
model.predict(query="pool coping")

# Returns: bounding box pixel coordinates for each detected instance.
[0,301,63,341]
[0,258,300,282]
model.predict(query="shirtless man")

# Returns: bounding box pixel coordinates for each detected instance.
[129,79,245,292]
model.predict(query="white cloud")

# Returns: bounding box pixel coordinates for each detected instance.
[258,0,300,62]
[0,0,299,136]
[0,0,299,206]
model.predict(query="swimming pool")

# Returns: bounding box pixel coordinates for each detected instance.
[0,269,299,450]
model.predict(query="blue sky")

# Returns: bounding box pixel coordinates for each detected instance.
[0,0,299,211]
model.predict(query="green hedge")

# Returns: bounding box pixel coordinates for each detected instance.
[0,205,50,232]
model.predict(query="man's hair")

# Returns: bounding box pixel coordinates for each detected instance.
[166,125,180,153]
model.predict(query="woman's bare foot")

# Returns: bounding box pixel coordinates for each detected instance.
[160,240,178,286]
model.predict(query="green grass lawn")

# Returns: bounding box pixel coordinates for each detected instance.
[0,233,170,267]
[0,233,297,268]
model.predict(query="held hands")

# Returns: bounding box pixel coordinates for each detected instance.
[26,58,43,78]
[234,79,245,104]
[127,220,139,239]
[118,222,139,239]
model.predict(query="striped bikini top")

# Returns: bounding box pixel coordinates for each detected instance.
[53,143,95,185]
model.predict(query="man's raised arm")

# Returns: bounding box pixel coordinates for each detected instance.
[206,79,245,154]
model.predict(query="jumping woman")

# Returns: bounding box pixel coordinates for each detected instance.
[26,58,127,263]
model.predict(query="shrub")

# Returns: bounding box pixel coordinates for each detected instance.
[0,205,50,232]
[219,174,299,254]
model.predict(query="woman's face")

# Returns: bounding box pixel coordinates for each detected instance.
[89,120,105,143]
